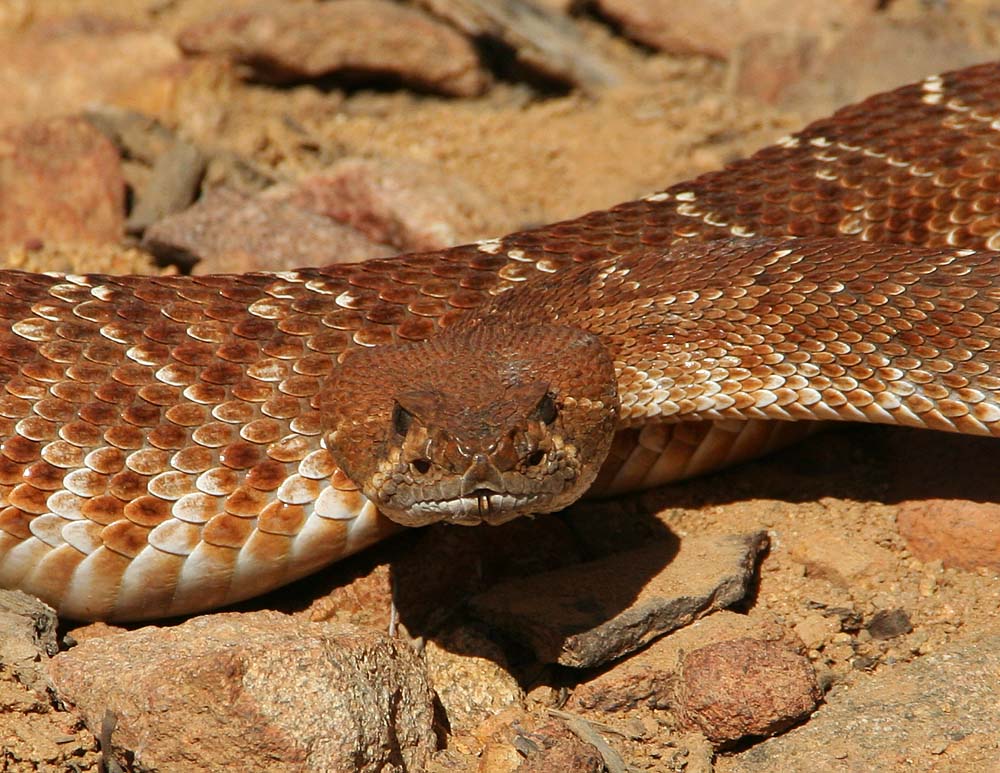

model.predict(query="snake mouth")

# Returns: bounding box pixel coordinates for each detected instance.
[403,490,540,525]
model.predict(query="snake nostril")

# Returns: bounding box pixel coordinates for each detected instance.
[411,458,431,475]
[526,450,545,467]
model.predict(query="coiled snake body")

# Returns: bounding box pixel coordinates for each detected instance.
[2,63,1000,620]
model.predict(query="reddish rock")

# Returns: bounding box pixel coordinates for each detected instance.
[142,187,394,273]
[569,611,790,713]
[786,523,894,589]
[178,0,489,97]
[49,613,436,773]
[792,611,841,652]
[63,621,128,646]
[0,116,125,253]
[778,12,999,115]
[0,20,181,126]
[897,499,1000,572]
[303,561,397,630]
[516,721,605,773]
[675,638,821,745]
[728,31,816,104]
[593,0,871,60]
[268,156,513,252]
[478,713,605,773]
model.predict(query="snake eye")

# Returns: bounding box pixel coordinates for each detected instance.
[526,450,546,467]
[533,392,558,425]
[392,403,413,436]
[411,458,431,475]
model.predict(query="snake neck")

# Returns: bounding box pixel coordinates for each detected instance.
[322,321,620,526]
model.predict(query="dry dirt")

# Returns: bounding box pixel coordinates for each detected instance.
[2,1,1000,772]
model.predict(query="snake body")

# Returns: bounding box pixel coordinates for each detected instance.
[2,63,1000,620]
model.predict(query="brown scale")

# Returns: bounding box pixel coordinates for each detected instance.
[2,63,1000,620]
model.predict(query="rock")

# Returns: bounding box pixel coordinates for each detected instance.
[792,611,841,652]
[780,12,1000,116]
[0,589,58,695]
[142,187,394,273]
[418,0,620,90]
[517,720,609,773]
[85,106,180,166]
[675,638,821,745]
[593,0,870,60]
[48,612,436,773]
[424,625,524,734]
[0,19,181,126]
[786,525,894,588]
[865,609,913,642]
[178,0,489,97]
[0,1,30,32]
[897,499,1000,572]
[87,105,278,202]
[469,531,769,667]
[267,156,513,252]
[0,116,125,255]
[726,632,1000,771]
[727,31,817,104]
[63,621,128,646]
[126,137,207,234]
[477,713,606,773]
[0,590,101,771]
[531,0,576,11]
[569,610,790,713]
[303,561,397,630]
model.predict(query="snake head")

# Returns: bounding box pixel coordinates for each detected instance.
[322,322,619,526]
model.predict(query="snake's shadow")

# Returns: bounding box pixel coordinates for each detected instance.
[656,422,1000,508]
[386,423,998,662]
[246,422,996,683]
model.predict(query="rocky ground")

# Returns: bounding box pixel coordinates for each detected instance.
[1,1,1000,771]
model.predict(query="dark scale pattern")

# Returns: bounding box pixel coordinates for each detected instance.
[1,63,1000,620]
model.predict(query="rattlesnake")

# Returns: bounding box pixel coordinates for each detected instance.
[1,62,999,621]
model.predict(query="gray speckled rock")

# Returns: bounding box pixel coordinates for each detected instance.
[49,612,436,773]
